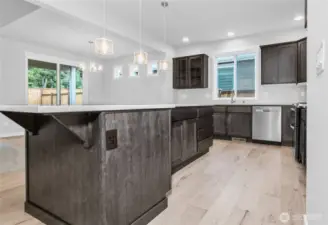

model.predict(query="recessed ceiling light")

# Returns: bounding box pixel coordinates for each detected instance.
[182,36,190,43]
[294,15,304,21]
[227,32,235,37]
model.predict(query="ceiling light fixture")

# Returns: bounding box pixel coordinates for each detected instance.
[294,15,304,21]
[158,1,169,71]
[134,0,148,65]
[94,0,114,55]
[79,41,103,73]
[227,32,235,37]
[182,36,190,44]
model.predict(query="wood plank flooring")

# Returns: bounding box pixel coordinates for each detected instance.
[0,139,306,225]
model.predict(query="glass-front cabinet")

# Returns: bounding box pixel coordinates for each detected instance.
[173,54,208,89]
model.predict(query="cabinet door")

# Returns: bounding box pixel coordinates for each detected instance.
[171,121,183,166]
[227,113,252,138]
[173,59,179,88]
[298,39,307,83]
[282,106,293,146]
[278,43,298,83]
[213,113,226,136]
[189,55,203,88]
[178,57,189,88]
[261,46,279,84]
[182,119,197,160]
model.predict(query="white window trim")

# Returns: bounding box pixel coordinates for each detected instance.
[113,66,123,79]
[147,61,159,76]
[212,47,260,101]
[25,52,86,105]
[129,64,140,78]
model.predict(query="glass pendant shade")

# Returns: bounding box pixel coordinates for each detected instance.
[134,51,148,65]
[158,60,169,71]
[94,37,114,55]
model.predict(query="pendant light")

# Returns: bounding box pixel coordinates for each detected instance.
[158,1,169,71]
[94,0,114,55]
[134,0,148,64]
[79,41,103,73]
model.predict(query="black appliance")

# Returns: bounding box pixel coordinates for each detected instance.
[290,103,306,164]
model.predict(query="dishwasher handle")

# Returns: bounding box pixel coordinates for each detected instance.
[254,108,273,113]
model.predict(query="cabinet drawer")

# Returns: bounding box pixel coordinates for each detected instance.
[198,137,213,152]
[213,106,227,113]
[197,107,214,118]
[227,106,252,113]
[197,116,213,130]
[197,127,213,141]
[172,108,197,122]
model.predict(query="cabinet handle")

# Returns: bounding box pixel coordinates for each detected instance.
[290,125,295,130]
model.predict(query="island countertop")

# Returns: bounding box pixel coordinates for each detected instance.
[0,104,176,113]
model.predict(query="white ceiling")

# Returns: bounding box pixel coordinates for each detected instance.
[0,0,39,28]
[0,0,305,57]
[28,0,305,47]
[0,0,155,59]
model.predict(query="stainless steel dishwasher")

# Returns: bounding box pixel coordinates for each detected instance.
[252,106,282,142]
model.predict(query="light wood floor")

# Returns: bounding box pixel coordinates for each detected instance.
[0,139,306,225]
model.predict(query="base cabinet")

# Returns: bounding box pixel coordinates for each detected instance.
[171,121,184,167]
[171,107,213,173]
[213,113,226,136]
[182,119,197,160]
[227,113,252,138]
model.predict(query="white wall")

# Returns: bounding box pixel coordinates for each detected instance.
[175,28,307,105]
[307,1,328,224]
[0,37,105,137]
[103,52,174,105]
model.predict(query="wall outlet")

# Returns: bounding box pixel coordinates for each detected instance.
[301,91,305,97]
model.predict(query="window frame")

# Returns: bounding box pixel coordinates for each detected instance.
[212,47,259,101]
[113,65,123,79]
[25,52,85,105]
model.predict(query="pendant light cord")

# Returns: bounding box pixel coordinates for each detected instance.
[139,0,143,52]
[103,0,107,37]
[164,3,167,44]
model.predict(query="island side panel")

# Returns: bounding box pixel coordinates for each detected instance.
[104,109,171,225]
[26,114,105,225]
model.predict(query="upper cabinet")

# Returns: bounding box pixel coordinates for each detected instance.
[173,54,209,89]
[261,38,307,85]
[305,0,308,29]
[297,38,307,83]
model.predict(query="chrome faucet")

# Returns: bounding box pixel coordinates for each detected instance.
[230,91,236,104]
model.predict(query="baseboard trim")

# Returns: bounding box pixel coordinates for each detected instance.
[303,215,308,225]
[0,132,24,138]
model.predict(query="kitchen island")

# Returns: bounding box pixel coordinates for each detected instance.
[0,105,174,225]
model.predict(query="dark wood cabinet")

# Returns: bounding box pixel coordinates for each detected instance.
[173,54,208,89]
[182,119,197,160]
[173,57,189,89]
[261,42,297,84]
[278,43,298,83]
[261,46,279,84]
[171,119,197,166]
[171,121,183,167]
[282,105,294,146]
[227,113,252,138]
[297,38,307,83]
[213,113,227,136]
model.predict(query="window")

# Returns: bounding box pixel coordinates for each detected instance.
[147,62,158,75]
[215,52,256,99]
[114,66,123,79]
[129,65,139,77]
[28,59,83,105]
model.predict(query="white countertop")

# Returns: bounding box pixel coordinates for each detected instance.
[0,105,176,113]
